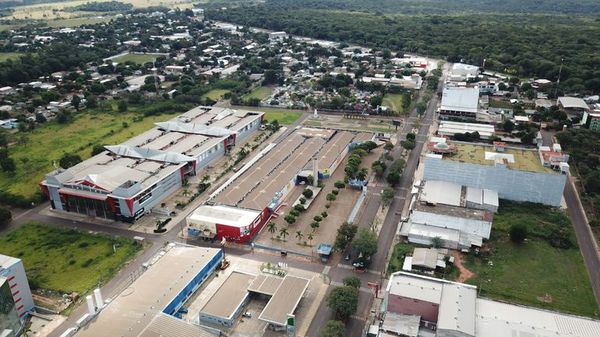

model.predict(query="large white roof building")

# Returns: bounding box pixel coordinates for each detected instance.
[439,86,481,121]
[384,272,600,337]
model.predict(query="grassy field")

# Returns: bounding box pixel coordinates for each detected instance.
[45,16,113,28]
[259,108,303,125]
[0,222,141,293]
[464,202,598,318]
[243,86,273,101]
[201,89,230,101]
[1,111,179,197]
[0,52,24,62]
[1,0,193,20]
[112,53,162,64]
[382,94,405,114]
[466,235,598,318]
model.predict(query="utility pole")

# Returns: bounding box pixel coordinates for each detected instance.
[554,58,564,99]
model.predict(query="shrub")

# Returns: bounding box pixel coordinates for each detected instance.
[332,189,339,195]
[326,193,337,201]
[509,224,528,243]
[289,209,300,217]
[313,215,323,222]
[321,211,328,218]
[284,214,297,224]
[310,221,320,230]
[294,204,305,212]
[334,180,346,189]
[299,197,306,205]
[302,188,314,199]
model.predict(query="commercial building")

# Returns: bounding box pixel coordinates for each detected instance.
[0,254,34,337]
[75,244,223,337]
[401,204,493,249]
[436,121,495,139]
[439,86,481,121]
[187,128,372,242]
[199,272,254,327]
[419,180,498,212]
[198,271,309,331]
[557,96,589,115]
[41,106,263,223]
[252,274,310,329]
[423,139,567,206]
[583,110,600,131]
[382,272,600,337]
[449,63,479,82]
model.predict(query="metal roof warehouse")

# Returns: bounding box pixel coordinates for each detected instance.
[76,244,223,337]
[42,106,263,223]
[187,128,373,243]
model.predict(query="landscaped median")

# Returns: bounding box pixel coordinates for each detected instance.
[0,222,142,312]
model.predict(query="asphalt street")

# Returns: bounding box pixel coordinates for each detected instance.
[306,69,445,337]
[564,178,600,307]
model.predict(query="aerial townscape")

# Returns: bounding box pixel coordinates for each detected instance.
[1,1,600,337]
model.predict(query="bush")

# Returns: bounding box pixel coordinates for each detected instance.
[299,197,307,204]
[294,204,305,212]
[334,180,345,189]
[332,189,339,195]
[313,215,323,222]
[0,206,12,227]
[342,276,361,289]
[509,223,528,243]
[302,188,314,199]
[289,209,300,217]
[321,211,328,218]
[326,193,336,201]
[284,214,297,224]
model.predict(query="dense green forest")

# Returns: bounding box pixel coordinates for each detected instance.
[0,43,108,85]
[68,1,133,12]
[557,129,600,229]
[208,1,600,94]
[253,0,600,15]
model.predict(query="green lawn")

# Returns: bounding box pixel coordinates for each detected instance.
[0,52,23,62]
[243,86,273,101]
[1,111,179,197]
[257,108,303,125]
[201,89,230,101]
[464,202,598,318]
[387,242,415,276]
[382,94,405,114]
[0,222,141,293]
[466,235,598,318]
[489,99,514,109]
[112,53,162,64]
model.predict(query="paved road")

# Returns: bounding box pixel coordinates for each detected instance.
[564,178,600,308]
[306,68,446,337]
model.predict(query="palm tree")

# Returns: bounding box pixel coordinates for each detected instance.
[182,189,191,197]
[267,222,277,239]
[295,230,304,243]
[279,227,289,241]
[307,232,314,246]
